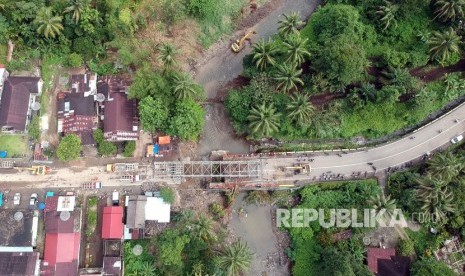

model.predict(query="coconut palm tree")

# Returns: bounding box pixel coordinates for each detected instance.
[64,0,87,23]
[415,174,455,224]
[192,214,216,243]
[427,151,464,181]
[434,0,465,22]
[416,174,447,202]
[368,193,398,218]
[34,7,64,39]
[172,73,202,101]
[418,183,455,225]
[376,0,399,31]
[427,28,461,64]
[217,241,253,276]
[282,35,311,66]
[274,64,304,92]
[252,38,278,70]
[158,43,178,71]
[247,103,281,138]
[278,12,304,37]
[286,93,314,126]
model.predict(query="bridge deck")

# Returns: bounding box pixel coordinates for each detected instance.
[153,160,262,178]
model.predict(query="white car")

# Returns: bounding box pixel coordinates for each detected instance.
[13,193,20,205]
[29,193,38,208]
[451,135,464,144]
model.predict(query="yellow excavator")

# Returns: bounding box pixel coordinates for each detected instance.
[231,30,256,53]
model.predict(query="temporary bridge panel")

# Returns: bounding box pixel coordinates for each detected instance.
[153,160,262,178]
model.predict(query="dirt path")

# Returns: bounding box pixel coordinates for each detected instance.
[194,0,322,157]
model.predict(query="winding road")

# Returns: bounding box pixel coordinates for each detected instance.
[1,0,465,189]
[257,101,465,186]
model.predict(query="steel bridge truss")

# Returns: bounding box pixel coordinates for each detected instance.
[153,160,262,179]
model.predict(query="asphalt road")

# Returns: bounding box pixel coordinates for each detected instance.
[1,0,464,188]
[256,101,465,185]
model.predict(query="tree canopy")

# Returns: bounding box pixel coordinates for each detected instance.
[167,100,205,141]
[139,96,169,135]
[57,134,81,162]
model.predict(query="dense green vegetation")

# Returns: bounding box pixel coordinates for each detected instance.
[388,149,465,236]
[86,196,98,237]
[387,148,465,273]
[123,141,136,157]
[1,0,247,70]
[227,1,465,140]
[286,180,380,276]
[131,67,205,141]
[159,187,175,204]
[92,129,117,156]
[56,133,81,161]
[124,210,253,275]
[27,115,41,142]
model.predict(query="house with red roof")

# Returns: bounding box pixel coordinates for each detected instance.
[42,196,81,276]
[102,206,124,240]
[367,247,410,276]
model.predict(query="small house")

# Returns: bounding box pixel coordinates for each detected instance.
[367,247,410,276]
[102,206,124,240]
[0,76,43,132]
[97,76,139,141]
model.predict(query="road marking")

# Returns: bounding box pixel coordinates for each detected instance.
[311,121,464,171]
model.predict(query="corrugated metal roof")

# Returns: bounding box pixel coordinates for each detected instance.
[102,207,123,240]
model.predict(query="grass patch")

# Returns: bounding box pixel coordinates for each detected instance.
[40,55,63,113]
[193,0,245,48]
[85,196,98,237]
[0,134,28,157]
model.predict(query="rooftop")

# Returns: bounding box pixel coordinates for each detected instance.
[57,92,97,145]
[102,206,123,240]
[103,256,122,276]
[98,76,138,141]
[0,251,40,276]
[44,196,80,234]
[126,195,146,229]
[0,76,42,131]
[145,197,171,223]
[0,210,35,247]
[367,247,410,276]
[43,233,80,276]
[70,73,96,94]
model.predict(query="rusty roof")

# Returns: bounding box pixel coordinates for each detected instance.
[0,77,41,131]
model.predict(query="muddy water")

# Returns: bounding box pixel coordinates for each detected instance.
[194,0,321,156]
[230,193,289,276]
[197,103,250,156]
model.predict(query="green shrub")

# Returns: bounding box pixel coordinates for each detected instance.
[57,134,82,162]
[160,187,175,204]
[93,129,104,144]
[398,239,415,256]
[27,116,41,142]
[209,202,225,220]
[123,141,136,157]
[67,52,83,68]
[98,141,117,156]
[245,191,272,205]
